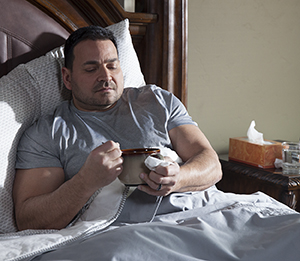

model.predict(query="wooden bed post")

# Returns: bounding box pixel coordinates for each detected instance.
[138,0,188,107]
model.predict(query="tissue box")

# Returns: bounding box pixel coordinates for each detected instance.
[228,137,282,168]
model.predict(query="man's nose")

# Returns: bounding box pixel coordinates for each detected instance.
[97,67,112,82]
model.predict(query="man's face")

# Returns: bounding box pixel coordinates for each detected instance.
[62,39,124,111]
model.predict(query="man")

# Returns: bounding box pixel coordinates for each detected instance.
[13,26,222,231]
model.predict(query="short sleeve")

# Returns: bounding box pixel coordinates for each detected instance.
[15,119,62,170]
[151,86,197,131]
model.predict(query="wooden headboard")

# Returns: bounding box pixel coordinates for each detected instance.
[0,0,187,105]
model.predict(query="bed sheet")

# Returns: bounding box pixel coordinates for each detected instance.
[1,185,300,261]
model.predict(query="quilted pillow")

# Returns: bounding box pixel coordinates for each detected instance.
[0,19,145,233]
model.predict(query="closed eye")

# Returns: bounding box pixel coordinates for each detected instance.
[107,65,117,70]
[85,67,97,72]
[107,62,119,70]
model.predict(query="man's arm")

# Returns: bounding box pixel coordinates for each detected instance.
[13,141,123,231]
[169,124,222,192]
[13,167,91,230]
[138,124,222,195]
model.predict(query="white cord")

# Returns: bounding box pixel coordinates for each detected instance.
[148,196,163,223]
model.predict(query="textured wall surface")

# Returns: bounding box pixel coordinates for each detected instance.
[188,0,300,154]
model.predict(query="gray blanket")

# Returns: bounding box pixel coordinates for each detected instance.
[31,187,300,261]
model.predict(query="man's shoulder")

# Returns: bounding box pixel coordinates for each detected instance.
[42,100,71,118]
[30,101,72,129]
[123,84,172,99]
[20,101,73,142]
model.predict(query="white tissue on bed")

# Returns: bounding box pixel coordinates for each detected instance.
[247,120,271,145]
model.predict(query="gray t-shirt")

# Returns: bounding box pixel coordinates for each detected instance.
[16,85,196,180]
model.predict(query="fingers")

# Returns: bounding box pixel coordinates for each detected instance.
[138,162,180,195]
[139,172,163,189]
[138,182,167,195]
[84,141,122,177]
[102,141,123,174]
[100,140,121,155]
[95,141,122,164]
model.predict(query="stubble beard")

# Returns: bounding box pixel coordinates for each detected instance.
[72,81,121,111]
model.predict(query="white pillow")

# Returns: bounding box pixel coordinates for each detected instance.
[0,19,145,233]
[108,19,145,87]
[46,19,145,88]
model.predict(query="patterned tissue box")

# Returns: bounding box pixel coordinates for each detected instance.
[229,137,282,168]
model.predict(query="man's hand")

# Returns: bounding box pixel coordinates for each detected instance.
[137,158,180,196]
[137,124,222,196]
[78,141,123,193]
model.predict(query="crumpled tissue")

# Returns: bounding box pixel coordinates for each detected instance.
[144,156,173,171]
[247,120,272,145]
[144,147,182,171]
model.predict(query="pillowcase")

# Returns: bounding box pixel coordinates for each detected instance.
[47,19,145,88]
[108,19,145,87]
[0,19,145,233]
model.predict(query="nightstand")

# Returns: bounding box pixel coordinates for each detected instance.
[217,154,300,212]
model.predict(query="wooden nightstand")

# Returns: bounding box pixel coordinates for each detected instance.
[217,155,300,212]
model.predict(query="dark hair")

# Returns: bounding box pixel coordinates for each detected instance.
[64,25,118,70]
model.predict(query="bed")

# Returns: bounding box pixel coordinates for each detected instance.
[1,0,300,260]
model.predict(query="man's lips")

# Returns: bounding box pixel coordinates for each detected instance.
[93,81,116,93]
[96,87,113,92]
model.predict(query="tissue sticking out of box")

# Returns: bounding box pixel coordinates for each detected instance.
[247,120,271,145]
[229,121,281,168]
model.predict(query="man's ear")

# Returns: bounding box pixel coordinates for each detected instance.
[62,67,72,91]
